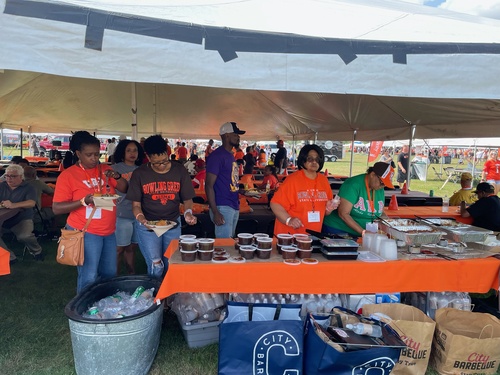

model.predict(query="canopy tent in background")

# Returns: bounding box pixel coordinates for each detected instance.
[1,0,500,140]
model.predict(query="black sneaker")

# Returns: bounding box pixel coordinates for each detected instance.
[33,253,45,261]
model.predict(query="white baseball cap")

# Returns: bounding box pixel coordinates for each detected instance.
[219,122,245,135]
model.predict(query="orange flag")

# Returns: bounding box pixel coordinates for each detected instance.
[368,141,384,163]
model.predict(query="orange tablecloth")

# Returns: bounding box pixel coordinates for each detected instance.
[157,239,500,299]
[386,206,473,224]
[0,247,10,276]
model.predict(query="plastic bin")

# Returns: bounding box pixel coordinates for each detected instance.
[178,315,221,348]
[64,276,164,375]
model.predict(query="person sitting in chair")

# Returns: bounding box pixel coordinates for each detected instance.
[0,165,44,263]
[449,172,477,206]
[460,182,500,231]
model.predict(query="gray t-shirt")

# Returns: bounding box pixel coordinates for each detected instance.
[112,162,139,219]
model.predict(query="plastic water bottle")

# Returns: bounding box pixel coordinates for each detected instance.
[130,286,145,302]
[306,294,319,314]
[345,323,383,338]
[442,195,449,212]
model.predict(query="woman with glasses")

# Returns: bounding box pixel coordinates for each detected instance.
[322,162,394,238]
[53,131,128,293]
[126,135,197,278]
[270,144,336,235]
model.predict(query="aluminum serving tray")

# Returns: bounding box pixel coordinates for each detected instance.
[422,218,492,243]
[379,219,444,245]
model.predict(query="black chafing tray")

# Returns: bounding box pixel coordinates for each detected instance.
[320,239,359,260]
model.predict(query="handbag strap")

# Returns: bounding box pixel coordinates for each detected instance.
[82,206,97,232]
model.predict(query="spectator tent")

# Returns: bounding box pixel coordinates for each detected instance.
[1,0,500,141]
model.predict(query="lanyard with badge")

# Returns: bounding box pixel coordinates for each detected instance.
[79,162,103,219]
[307,179,321,223]
[364,177,376,222]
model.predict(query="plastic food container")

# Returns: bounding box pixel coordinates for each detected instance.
[255,248,272,259]
[180,239,198,251]
[239,245,256,260]
[297,249,313,259]
[296,238,312,250]
[320,239,359,252]
[277,234,293,246]
[197,249,214,261]
[320,248,359,260]
[256,237,273,249]
[237,233,254,246]
[281,246,297,260]
[180,249,197,262]
[197,238,215,251]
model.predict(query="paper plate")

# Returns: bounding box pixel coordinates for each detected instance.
[93,194,120,200]
[301,258,319,265]
[283,259,301,266]
[229,256,246,263]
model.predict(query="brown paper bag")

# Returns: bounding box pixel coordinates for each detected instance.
[362,303,436,375]
[431,308,500,375]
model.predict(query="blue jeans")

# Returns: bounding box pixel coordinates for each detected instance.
[209,206,239,238]
[134,218,181,278]
[68,225,117,294]
[116,217,138,246]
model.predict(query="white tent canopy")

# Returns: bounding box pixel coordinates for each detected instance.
[1,0,500,140]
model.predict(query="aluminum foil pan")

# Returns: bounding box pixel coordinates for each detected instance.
[379,219,444,245]
[420,218,492,243]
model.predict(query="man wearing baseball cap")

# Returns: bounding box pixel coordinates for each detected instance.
[323,162,394,238]
[460,182,500,231]
[206,122,246,238]
[449,172,477,206]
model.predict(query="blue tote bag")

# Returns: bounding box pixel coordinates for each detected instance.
[218,302,303,375]
[304,314,403,375]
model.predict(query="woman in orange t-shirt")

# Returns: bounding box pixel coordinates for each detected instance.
[53,131,128,293]
[481,151,500,194]
[271,144,338,235]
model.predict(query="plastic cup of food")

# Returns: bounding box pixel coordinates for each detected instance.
[293,233,309,244]
[256,237,273,250]
[180,234,197,240]
[256,248,272,259]
[253,233,269,241]
[239,245,256,260]
[180,239,198,251]
[296,237,312,250]
[180,249,197,262]
[277,233,293,246]
[297,248,313,259]
[197,238,215,251]
[237,233,254,246]
[197,249,214,261]
[281,245,297,260]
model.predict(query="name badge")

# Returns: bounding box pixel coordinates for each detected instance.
[308,211,320,223]
[86,206,102,219]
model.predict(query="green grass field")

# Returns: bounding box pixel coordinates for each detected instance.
[0,150,490,375]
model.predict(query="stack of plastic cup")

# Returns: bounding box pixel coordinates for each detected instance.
[380,239,398,260]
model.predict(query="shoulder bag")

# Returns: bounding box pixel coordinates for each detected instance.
[56,206,96,266]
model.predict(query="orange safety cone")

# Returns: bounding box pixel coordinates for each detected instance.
[401,182,409,195]
[324,169,329,176]
[388,194,399,210]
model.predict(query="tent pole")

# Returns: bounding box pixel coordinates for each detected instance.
[20,128,23,158]
[0,125,3,160]
[472,139,477,181]
[131,83,138,140]
[407,124,416,190]
[349,130,357,177]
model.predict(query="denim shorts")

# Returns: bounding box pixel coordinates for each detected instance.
[115,217,138,246]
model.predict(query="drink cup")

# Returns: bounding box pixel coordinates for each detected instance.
[362,232,377,251]
[281,245,297,260]
[373,234,388,254]
[180,239,198,251]
[380,239,398,260]
[239,245,256,260]
[237,233,254,246]
[365,222,378,233]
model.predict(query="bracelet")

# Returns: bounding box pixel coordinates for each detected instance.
[285,217,292,226]
[184,209,193,217]
[80,197,88,207]
[113,173,122,180]
[135,213,144,220]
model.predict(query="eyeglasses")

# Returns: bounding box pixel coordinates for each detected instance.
[306,157,321,163]
[150,160,170,167]
[375,174,385,186]
[4,174,20,178]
